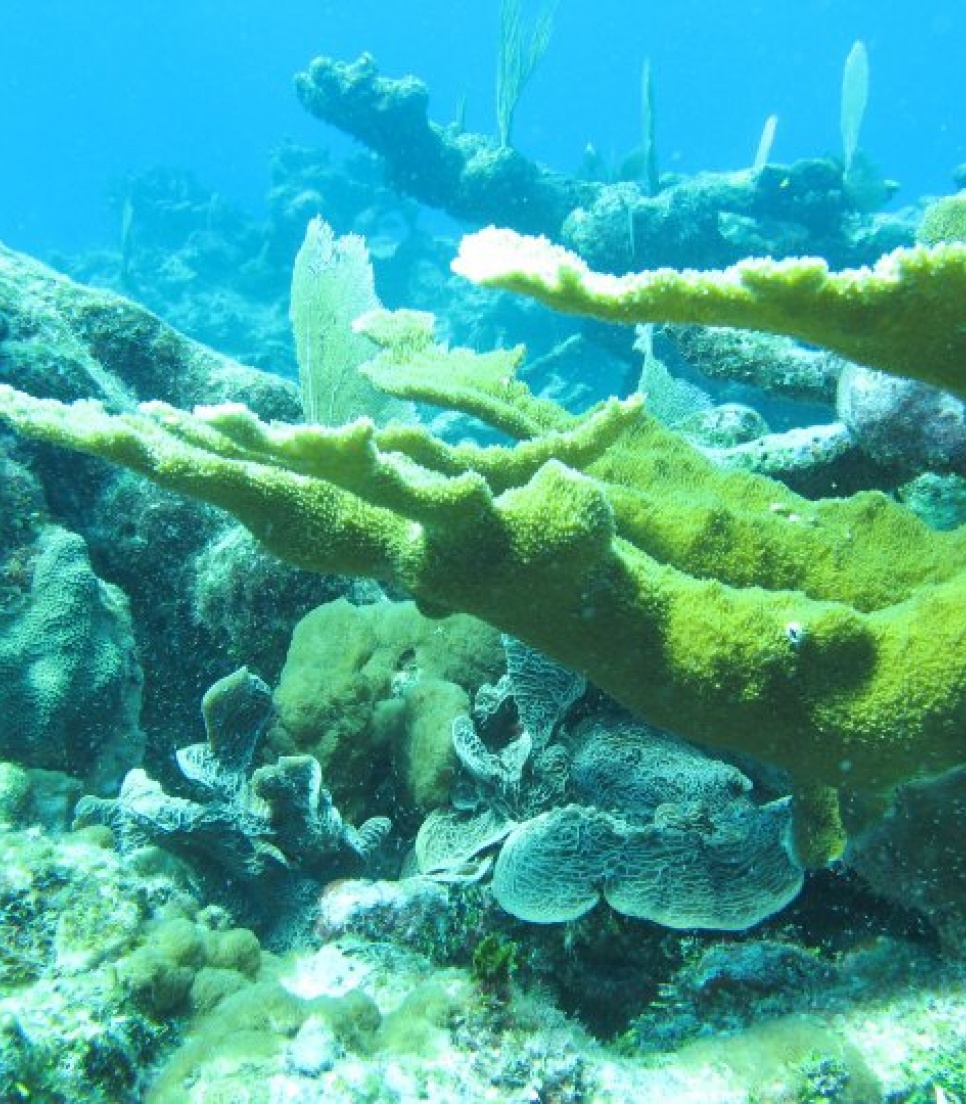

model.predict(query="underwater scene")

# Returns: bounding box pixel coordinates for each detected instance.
[2,1,966,1100]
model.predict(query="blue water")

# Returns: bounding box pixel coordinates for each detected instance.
[1,0,963,254]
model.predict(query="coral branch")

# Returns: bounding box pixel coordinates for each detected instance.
[454,228,966,399]
[3,371,966,803]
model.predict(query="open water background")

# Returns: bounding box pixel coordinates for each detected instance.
[0,0,962,253]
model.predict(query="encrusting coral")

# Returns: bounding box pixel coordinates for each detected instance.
[293,54,907,273]
[3,240,966,860]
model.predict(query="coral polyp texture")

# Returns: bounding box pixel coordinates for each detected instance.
[2,287,966,837]
[452,227,966,400]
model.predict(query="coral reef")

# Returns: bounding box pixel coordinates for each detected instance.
[0,241,299,416]
[898,471,966,530]
[5,828,959,1104]
[667,325,846,407]
[291,214,403,426]
[305,872,966,1103]
[490,795,800,929]
[663,321,966,495]
[415,637,802,929]
[295,53,590,238]
[1,243,346,750]
[917,189,966,246]
[71,149,440,376]
[5,38,966,1104]
[836,362,966,476]
[3,299,966,832]
[295,55,908,272]
[190,524,367,678]
[847,763,966,948]
[0,441,47,552]
[0,817,263,1103]
[270,598,504,823]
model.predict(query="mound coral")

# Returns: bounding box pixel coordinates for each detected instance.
[0,525,143,792]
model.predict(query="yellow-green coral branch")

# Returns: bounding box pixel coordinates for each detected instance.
[355,319,966,612]
[452,228,966,399]
[591,420,966,612]
[0,388,408,580]
[356,307,566,438]
[2,382,966,800]
[376,395,642,493]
